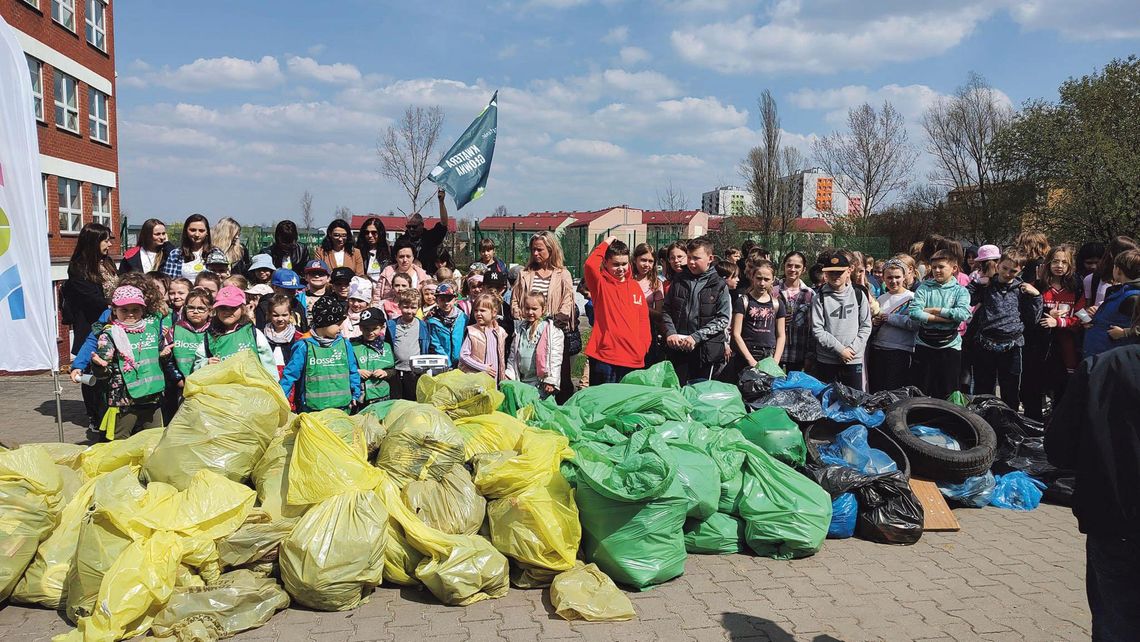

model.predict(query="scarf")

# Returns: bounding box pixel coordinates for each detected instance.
[433,306,460,329]
[263,323,297,345]
[364,337,386,353]
[311,334,337,348]
[109,317,147,372]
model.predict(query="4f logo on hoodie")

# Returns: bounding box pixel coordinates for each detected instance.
[830,303,854,320]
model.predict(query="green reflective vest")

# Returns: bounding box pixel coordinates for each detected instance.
[204,324,258,362]
[121,316,165,400]
[304,337,353,410]
[172,324,205,376]
[352,340,393,404]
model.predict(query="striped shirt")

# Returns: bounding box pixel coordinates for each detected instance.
[531,276,551,296]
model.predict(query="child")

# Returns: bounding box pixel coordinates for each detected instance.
[417,279,437,319]
[330,267,354,299]
[459,293,508,382]
[716,261,740,293]
[245,283,272,327]
[427,282,467,368]
[726,261,786,382]
[263,293,304,383]
[909,250,973,399]
[170,287,213,381]
[193,285,278,377]
[1023,245,1085,419]
[869,259,921,392]
[384,272,414,319]
[479,238,508,273]
[773,251,815,373]
[966,249,1043,410]
[662,237,731,385]
[352,308,395,408]
[387,289,431,401]
[268,268,310,333]
[204,248,231,277]
[633,243,666,365]
[223,274,248,291]
[194,271,222,295]
[483,270,515,352]
[459,273,484,317]
[584,237,652,384]
[280,295,362,412]
[167,277,192,325]
[91,285,170,439]
[810,251,872,390]
[506,292,564,397]
[1084,249,1140,358]
[341,277,374,339]
[970,244,1001,282]
[247,254,276,285]
[302,259,332,326]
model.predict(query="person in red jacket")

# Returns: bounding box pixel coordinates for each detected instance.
[584,237,652,384]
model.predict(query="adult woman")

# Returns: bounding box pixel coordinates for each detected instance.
[315,218,364,275]
[260,220,311,271]
[119,218,172,274]
[772,251,815,373]
[161,213,212,279]
[513,231,576,403]
[211,216,252,276]
[373,238,429,305]
[356,217,392,282]
[61,223,117,428]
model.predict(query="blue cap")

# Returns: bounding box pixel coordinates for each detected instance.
[271,268,305,290]
[247,253,275,273]
[436,282,456,297]
[304,259,330,274]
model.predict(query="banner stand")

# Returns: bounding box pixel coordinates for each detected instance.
[52,370,64,442]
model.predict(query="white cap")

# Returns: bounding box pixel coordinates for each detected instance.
[348,276,373,302]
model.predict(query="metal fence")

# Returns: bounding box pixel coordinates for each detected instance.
[473,222,590,279]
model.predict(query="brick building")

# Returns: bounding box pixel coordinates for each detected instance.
[2,0,120,363]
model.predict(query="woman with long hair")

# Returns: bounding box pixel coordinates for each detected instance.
[161,213,212,279]
[772,250,815,372]
[119,218,171,274]
[211,216,251,276]
[315,218,364,275]
[356,217,391,282]
[62,223,118,430]
[1014,229,1051,284]
[259,220,311,271]
[513,231,577,402]
[632,243,665,365]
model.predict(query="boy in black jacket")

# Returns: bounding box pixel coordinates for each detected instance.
[662,237,731,385]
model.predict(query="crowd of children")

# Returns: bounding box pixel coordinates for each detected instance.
[67,226,1140,441]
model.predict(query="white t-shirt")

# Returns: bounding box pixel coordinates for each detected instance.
[334,250,345,267]
[181,250,205,279]
[139,248,157,273]
[366,251,384,279]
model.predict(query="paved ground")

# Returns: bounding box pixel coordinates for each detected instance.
[0,375,1092,642]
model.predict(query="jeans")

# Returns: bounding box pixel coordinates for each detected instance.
[973,345,1023,410]
[868,347,912,392]
[589,358,635,385]
[1087,534,1140,641]
[815,361,864,391]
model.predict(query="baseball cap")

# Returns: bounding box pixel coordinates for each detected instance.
[304,259,330,275]
[111,285,146,307]
[213,285,247,308]
[358,307,385,326]
[976,244,1001,262]
[347,276,373,302]
[271,268,305,290]
[247,254,275,273]
[331,267,355,283]
[245,283,273,296]
[821,251,851,272]
[436,282,457,298]
[484,271,507,291]
[205,248,229,267]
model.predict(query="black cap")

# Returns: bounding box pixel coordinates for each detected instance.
[331,267,355,283]
[484,271,507,291]
[821,251,851,272]
[358,307,385,326]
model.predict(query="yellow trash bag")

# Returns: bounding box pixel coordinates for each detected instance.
[487,473,580,578]
[416,370,505,419]
[473,429,574,499]
[379,399,419,429]
[149,570,290,641]
[402,464,486,535]
[143,351,290,490]
[217,510,296,571]
[0,445,65,602]
[31,442,87,468]
[549,563,636,622]
[375,405,465,487]
[76,428,163,479]
[249,427,307,522]
[454,412,528,460]
[299,408,386,456]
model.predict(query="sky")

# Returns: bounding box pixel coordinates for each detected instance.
[112,0,1140,227]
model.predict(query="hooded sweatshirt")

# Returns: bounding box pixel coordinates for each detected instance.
[810,283,872,365]
[909,278,973,350]
[967,275,1043,348]
[584,240,652,368]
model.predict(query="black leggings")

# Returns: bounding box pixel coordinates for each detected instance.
[391,370,420,401]
[868,347,912,392]
[911,345,962,400]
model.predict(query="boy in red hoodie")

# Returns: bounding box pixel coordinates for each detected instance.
[584,237,652,384]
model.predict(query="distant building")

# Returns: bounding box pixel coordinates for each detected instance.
[701,186,752,217]
[780,169,863,219]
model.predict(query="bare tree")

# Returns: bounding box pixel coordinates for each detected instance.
[333,205,353,223]
[812,101,917,231]
[656,179,688,210]
[774,146,807,246]
[922,72,1018,244]
[378,105,444,215]
[492,204,509,217]
[299,190,314,232]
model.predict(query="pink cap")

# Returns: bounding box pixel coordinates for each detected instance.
[213,285,247,308]
[111,285,146,307]
[976,244,1001,262]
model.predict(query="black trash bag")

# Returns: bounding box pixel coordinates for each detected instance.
[969,396,1074,497]
[823,382,871,409]
[806,465,923,545]
[968,395,1045,441]
[1043,475,1075,506]
[738,369,776,406]
[756,389,823,423]
[863,387,925,412]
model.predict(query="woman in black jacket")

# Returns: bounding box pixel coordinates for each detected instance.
[119,218,173,274]
[61,223,117,428]
[260,220,310,272]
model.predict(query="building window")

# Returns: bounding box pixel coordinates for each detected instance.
[54,72,79,133]
[58,178,82,234]
[51,0,75,31]
[26,56,43,121]
[42,175,49,223]
[92,185,111,226]
[22,0,41,11]
[85,0,106,51]
[88,88,109,143]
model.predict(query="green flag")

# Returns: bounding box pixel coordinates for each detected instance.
[429,91,497,209]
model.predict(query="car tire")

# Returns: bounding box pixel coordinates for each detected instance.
[883,397,996,482]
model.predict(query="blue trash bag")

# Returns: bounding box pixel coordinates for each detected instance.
[817,425,898,475]
[771,371,828,396]
[910,425,961,450]
[990,472,1046,511]
[938,471,996,508]
[828,493,857,539]
[820,387,885,427]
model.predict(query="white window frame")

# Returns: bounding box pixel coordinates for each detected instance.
[51,0,75,32]
[85,0,106,51]
[54,71,80,133]
[22,1,40,12]
[27,55,44,122]
[58,178,82,234]
[42,175,49,223]
[88,88,109,143]
[91,184,111,227]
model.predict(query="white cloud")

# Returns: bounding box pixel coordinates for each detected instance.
[148,55,285,91]
[554,138,627,157]
[497,44,519,59]
[1008,0,1140,39]
[601,69,681,100]
[789,84,944,125]
[618,46,651,65]
[285,56,362,84]
[647,153,705,169]
[602,26,629,44]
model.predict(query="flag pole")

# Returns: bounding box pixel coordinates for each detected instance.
[52,369,64,442]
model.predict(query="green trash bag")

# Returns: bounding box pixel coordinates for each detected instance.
[733,442,831,560]
[683,381,747,428]
[357,399,401,422]
[947,390,969,407]
[150,570,290,641]
[571,431,688,590]
[521,398,585,442]
[499,380,541,416]
[683,513,745,555]
[732,407,806,467]
[619,361,680,389]
[668,443,720,520]
[566,383,692,426]
[754,357,786,379]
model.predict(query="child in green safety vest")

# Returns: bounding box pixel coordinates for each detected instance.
[161,286,213,422]
[91,284,172,440]
[192,285,279,378]
[352,307,395,410]
[280,294,363,412]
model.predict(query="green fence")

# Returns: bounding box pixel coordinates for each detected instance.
[473,223,589,279]
[711,226,891,263]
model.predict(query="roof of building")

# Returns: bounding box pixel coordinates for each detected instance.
[477,214,574,231]
[641,210,703,225]
[349,214,457,233]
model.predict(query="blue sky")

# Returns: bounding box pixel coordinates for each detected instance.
[113,0,1140,227]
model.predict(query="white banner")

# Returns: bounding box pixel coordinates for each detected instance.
[0,14,58,372]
